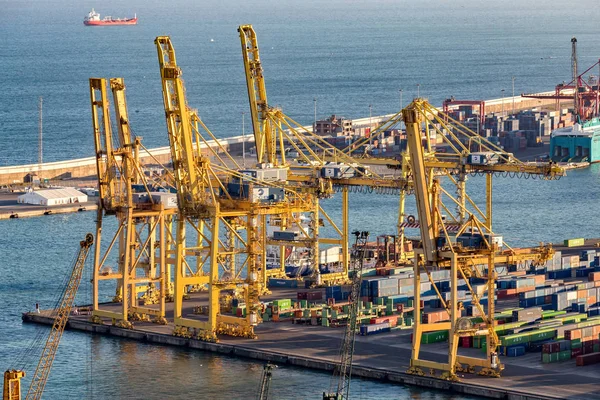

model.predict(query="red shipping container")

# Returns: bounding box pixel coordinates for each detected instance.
[423,309,450,323]
[297,292,308,300]
[370,315,400,327]
[576,352,600,366]
[307,291,322,301]
[589,272,600,282]
[498,289,518,300]
[542,342,560,354]
[584,342,595,354]
[572,348,583,358]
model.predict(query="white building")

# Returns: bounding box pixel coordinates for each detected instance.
[17,188,88,206]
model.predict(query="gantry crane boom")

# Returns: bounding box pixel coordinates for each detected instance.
[239,24,278,166]
[155,36,207,216]
[3,234,94,400]
[90,78,120,212]
[324,231,369,400]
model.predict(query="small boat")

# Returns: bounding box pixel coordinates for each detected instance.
[83,9,137,26]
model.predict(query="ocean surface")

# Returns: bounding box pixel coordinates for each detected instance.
[2,0,600,398]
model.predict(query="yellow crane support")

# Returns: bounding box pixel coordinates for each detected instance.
[156,36,311,340]
[90,78,176,327]
[402,99,563,380]
[3,234,94,400]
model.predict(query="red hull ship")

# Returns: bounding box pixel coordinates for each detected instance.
[84,9,137,26]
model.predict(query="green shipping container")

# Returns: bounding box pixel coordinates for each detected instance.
[501,333,529,347]
[564,238,585,247]
[273,299,292,310]
[421,330,449,344]
[404,317,413,327]
[558,350,572,361]
[473,336,486,349]
[542,310,567,319]
[529,329,556,343]
[542,352,559,363]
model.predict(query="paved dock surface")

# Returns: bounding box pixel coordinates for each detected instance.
[25,300,600,400]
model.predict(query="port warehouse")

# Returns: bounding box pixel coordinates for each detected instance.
[0,90,571,186]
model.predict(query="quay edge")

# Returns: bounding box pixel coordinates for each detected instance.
[22,312,558,400]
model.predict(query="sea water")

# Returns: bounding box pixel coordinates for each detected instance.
[2,0,600,398]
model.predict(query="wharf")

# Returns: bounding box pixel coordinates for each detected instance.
[24,292,598,400]
[0,192,96,220]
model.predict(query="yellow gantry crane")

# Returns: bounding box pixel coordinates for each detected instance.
[401,99,563,380]
[90,78,176,327]
[3,234,94,400]
[155,36,312,340]
[239,24,410,286]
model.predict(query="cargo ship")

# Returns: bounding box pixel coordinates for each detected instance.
[83,9,137,26]
[550,118,600,162]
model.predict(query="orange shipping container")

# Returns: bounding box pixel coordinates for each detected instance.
[533,275,546,285]
[566,329,581,340]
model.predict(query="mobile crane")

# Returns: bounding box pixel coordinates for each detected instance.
[3,233,94,400]
[323,230,369,400]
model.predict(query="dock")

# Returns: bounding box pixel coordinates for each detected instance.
[0,191,96,220]
[24,290,598,400]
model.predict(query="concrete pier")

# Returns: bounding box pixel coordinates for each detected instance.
[24,302,597,400]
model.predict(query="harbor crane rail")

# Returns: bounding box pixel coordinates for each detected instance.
[3,233,94,400]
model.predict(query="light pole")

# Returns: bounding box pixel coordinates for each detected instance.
[313,98,317,133]
[501,89,505,117]
[241,111,246,167]
[399,89,403,111]
[417,83,420,98]
[369,104,373,147]
[511,76,516,115]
